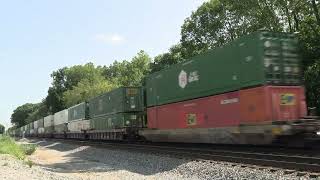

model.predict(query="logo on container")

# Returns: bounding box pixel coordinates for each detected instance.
[280,94,296,105]
[178,70,199,88]
[179,70,188,88]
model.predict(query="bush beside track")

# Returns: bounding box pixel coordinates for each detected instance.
[0,136,36,160]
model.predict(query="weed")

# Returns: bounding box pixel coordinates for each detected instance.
[25,159,34,168]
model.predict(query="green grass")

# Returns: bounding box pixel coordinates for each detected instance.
[0,136,36,160]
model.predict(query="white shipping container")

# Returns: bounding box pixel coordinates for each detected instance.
[34,120,38,129]
[44,115,54,127]
[54,109,68,125]
[68,120,90,132]
[38,127,45,134]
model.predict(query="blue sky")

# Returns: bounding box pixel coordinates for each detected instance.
[0,0,206,128]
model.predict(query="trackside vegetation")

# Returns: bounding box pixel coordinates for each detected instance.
[0,136,36,160]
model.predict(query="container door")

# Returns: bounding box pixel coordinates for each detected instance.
[125,88,141,112]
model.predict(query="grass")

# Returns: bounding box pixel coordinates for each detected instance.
[0,136,36,160]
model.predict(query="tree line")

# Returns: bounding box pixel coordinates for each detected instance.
[11,0,320,127]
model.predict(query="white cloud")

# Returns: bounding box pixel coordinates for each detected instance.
[93,33,125,45]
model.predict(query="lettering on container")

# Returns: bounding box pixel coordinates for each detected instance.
[183,103,197,107]
[188,71,199,83]
[220,98,239,105]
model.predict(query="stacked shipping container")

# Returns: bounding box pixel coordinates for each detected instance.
[54,109,68,134]
[143,31,306,144]
[146,31,301,107]
[89,87,145,131]
[37,118,44,135]
[44,115,54,135]
[33,120,38,136]
[67,102,90,133]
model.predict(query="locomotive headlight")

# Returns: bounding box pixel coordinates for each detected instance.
[317,131,320,136]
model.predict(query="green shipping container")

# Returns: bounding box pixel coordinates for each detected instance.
[90,112,146,131]
[146,31,302,107]
[89,87,144,118]
[68,102,89,121]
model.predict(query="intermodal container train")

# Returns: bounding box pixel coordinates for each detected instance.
[11,31,320,146]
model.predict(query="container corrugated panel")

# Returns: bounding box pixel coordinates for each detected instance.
[54,124,68,133]
[34,120,38,129]
[26,124,31,131]
[67,119,90,132]
[44,126,54,134]
[90,112,145,131]
[89,87,144,118]
[54,109,68,125]
[239,86,306,123]
[146,31,302,107]
[38,118,44,128]
[68,102,88,122]
[38,127,45,134]
[30,122,34,129]
[147,91,240,129]
[44,115,54,127]
[147,86,306,130]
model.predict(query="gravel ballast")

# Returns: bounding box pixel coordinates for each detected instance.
[22,139,318,180]
[0,154,77,180]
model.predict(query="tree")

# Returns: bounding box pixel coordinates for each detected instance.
[102,50,151,86]
[45,68,68,113]
[45,63,105,113]
[11,103,38,127]
[0,124,5,134]
[63,74,116,107]
[304,61,320,115]
[151,44,187,73]
[25,102,49,123]
[180,0,284,58]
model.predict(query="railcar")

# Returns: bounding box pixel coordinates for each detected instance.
[14,31,320,146]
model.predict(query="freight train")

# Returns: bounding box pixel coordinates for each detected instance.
[10,31,320,145]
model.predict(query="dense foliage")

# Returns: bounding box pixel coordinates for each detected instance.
[10,0,320,127]
[11,51,151,127]
[0,124,5,134]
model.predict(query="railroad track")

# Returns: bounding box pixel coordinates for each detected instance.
[30,138,320,177]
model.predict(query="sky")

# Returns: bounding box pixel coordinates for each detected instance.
[0,0,207,128]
